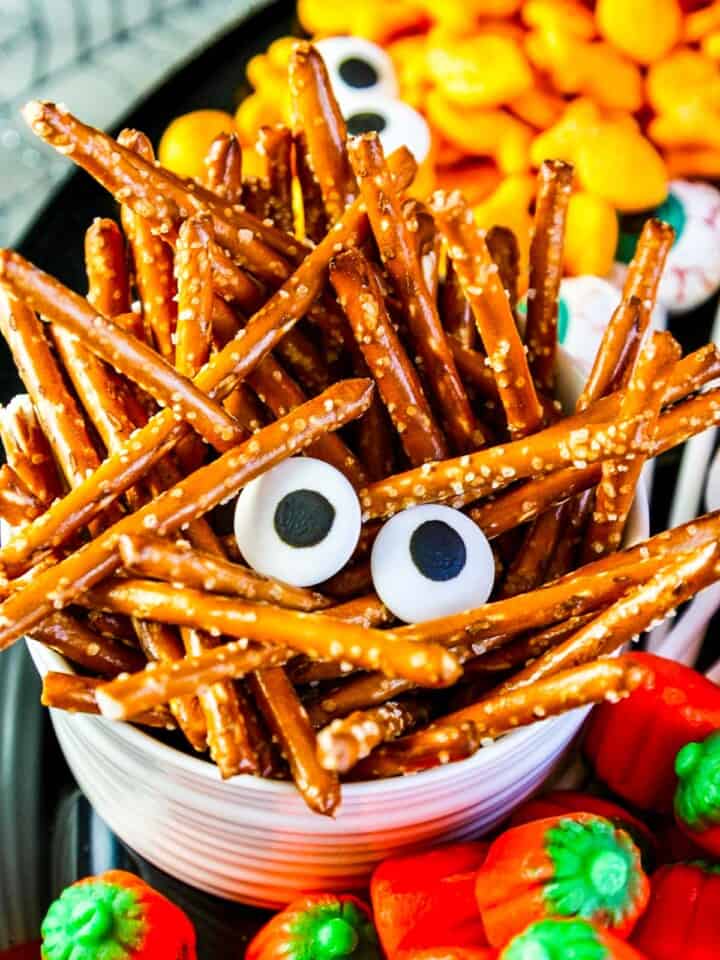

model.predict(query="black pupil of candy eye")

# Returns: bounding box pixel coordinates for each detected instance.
[338,56,379,89]
[346,112,387,135]
[274,489,335,548]
[409,520,466,582]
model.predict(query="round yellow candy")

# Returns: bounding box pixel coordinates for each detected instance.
[564,192,619,277]
[596,0,681,65]
[427,31,533,107]
[575,126,668,212]
[158,110,236,180]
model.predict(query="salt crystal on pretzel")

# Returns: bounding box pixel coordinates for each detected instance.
[117,532,331,611]
[330,247,449,465]
[349,132,486,453]
[316,698,431,773]
[289,42,358,223]
[431,189,543,438]
[524,160,574,393]
[42,672,176,729]
[0,396,60,506]
[84,217,132,319]
[351,657,650,779]
[0,379,374,649]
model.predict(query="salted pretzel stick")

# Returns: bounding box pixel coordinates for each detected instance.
[431,190,543,438]
[324,594,393,629]
[247,667,340,815]
[84,218,131,317]
[352,657,648,779]
[23,104,299,281]
[467,612,599,675]
[498,541,720,694]
[0,464,43,525]
[398,511,720,648]
[42,673,175,728]
[174,215,214,377]
[621,218,675,308]
[498,502,568,598]
[0,380,374,648]
[257,125,294,234]
[486,225,520,314]
[81,578,461,687]
[584,331,680,560]
[359,398,647,521]
[349,134,484,453]
[330,248,448,465]
[0,181,393,579]
[351,373,397,483]
[0,396,60,505]
[86,611,136,643]
[321,559,373,599]
[203,132,243,203]
[0,294,101,487]
[442,260,475,350]
[524,160,574,392]
[663,342,720,404]
[448,340,502,404]
[117,533,331,611]
[29,611,145,676]
[289,42,357,222]
[316,699,431,773]
[293,132,329,244]
[0,253,243,452]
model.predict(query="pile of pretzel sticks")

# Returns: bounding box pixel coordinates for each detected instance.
[1,42,720,816]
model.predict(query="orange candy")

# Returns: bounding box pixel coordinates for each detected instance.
[158,110,235,180]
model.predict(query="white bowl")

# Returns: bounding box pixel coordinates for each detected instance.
[25,350,649,907]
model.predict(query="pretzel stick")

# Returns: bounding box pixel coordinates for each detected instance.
[0,380,373,647]
[663,343,720,404]
[498,502,568,598]
[23,104,300,281]
[324,594,393,629]
[293,132,329,244]
[257,125,294,234]
[330,248,448,465]
[84,218,131,318]
[351,657,648,778]
[397,511,720,648]
[524,160,574,392]
[0,464,43,525]
[204,238,266,314]
[117,533,331,611]
[248,666,340,815]
[466,612,599,674]
[350,371,397,483]
[241,176,273,220]
[29,611,144,676]
[203,132,243,203]
[0,294,101,487]
[0,396,60,505]
[359,399,646,521]
[486,225,520,314]
[496,542,720,698]
[42,673,176,728]
[80,578,461,687]
[0,166,408,579]
[442,260,475,350]
[86,611,136,643]
[448,340,502,404]
[349,134,484,453]
[621,218,675,308]
[431,190,544,438]
[234,681,285,779]
[320,559,374,599]
[583,331,680,560]
[289,42,357,222]
[174,215,214,378]
[316,699,431,773]
[0,252,244,453]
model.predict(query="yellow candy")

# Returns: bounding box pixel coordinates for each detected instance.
[596,0,681,65]
[297,0,353,37]
[646,49,720,114]
[564,192,618,277]
[387,35,432,110]
[351,2,426,43]
[422,0,522,33]
[472,174,535,286]
[702,32,720,61]
[234,94,285,145]
[575,125,667,212]
[158,110,236,180]
[427,30,532,107]
[522,0,596,40]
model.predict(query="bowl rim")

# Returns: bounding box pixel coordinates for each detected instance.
[20,347,650,802]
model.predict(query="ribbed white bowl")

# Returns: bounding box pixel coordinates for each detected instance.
[25,351,649,907]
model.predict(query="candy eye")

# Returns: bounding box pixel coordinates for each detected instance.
[315,36,399,104]
[233,457,361,587]
[614,180,720,313]
[371,504,495,623]
[344,94,431,164]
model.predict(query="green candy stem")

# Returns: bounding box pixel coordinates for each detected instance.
[313,918,360,960]
[675,731,720,832]
[503,919,608,960]
[42,882,145,960]
[290,900,379,960]
[544,817,641,925]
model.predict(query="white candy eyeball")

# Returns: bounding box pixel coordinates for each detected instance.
[705,448,720,513]
[370,504,494,624]
[315,36,399,106]
[233,457,361,587]
[614,180,720,313]
[344,94,431,164]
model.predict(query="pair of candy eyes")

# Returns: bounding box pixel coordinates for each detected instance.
[233,458,494,624]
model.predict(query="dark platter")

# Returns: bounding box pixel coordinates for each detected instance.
[2,0,720,954]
